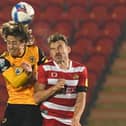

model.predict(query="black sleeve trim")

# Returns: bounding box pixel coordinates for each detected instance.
[76,86,88,92]
[38,48,47,65]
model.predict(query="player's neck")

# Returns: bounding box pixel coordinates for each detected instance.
[57,59,70,70]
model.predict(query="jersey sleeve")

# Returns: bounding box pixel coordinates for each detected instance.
[76,66,88,92]
[37,48,47,65]
[37,65,47,85]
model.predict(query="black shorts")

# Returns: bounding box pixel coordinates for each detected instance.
[2,104,42,126]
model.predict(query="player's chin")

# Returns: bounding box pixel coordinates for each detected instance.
[10,51,19,57]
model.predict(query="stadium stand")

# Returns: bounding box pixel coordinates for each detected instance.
[0,1,126,126]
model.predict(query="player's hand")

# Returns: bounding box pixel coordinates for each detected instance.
[21,62,32,73]
[71,117,81,126]
[54,79,66,91]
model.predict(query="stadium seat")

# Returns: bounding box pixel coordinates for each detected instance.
[86,54,106,74]
[111,5,126,24]
[89,5,111,24]
[94,37,115,57]
[71,38,94,60]
[87,72,98,100]
[65,0,88,6]
[90,0,114,6]
[68,5,89,23]
[102,21,121,40]
[75,21,100,40]
[46,0,65,6]
[53,20,73,38]
[32,21,53,42]
[40,5,63,22]
[0,5,11,21]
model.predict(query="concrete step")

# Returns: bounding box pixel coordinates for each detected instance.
[88,119,126,126]
[112,59,126,70]
[95,102,126,110]
[118,41,126,55]
[105,76,126,87]
[111,70,126,76]
[103,86,126,93]
[90,109,126,120]
[96,92,126,104]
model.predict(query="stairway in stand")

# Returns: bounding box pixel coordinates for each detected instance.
[87,41,126,126]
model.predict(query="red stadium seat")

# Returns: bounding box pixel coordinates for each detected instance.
[68,5,89,23]
[46,0,64,6]
[32,21,53,42]
[102,21,121,40]
[71,38,94,59]
[89,5,111,24]
[86,55,106,74]
[0,5,11,21]
[75,21,100,40]
[111,5,126,24]
[87,72,98,101]
[65,0,88,6]
[53,21,73,38]
[90,0,114,6]
[95,37,115,57]
[0,74,8,122]
[40,5,63,22]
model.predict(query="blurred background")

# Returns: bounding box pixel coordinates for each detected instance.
[0,0,126,126]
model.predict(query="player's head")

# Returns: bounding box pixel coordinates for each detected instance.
[47,33,71,64]
[1,21,30,57]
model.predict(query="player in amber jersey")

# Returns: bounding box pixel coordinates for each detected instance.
[34,33,88,126]
[0,21,46,126]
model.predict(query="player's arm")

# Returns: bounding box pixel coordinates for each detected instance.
[72,67,88,126]
[34,79,65,103]
[34,65,65,103]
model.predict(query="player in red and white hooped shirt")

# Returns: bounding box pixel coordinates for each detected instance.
[34,33,88,126]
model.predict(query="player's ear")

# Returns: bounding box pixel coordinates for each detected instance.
[67,46,71,54]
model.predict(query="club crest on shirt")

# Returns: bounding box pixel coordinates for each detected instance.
[73,74,79,79]
[15,67,23,75]
[29,56,35,63]
[51,72,58,78]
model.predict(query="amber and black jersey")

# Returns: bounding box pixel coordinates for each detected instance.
[0,45,46,105]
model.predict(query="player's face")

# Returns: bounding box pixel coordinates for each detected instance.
[49,40,71,64]
[6,35,26,57]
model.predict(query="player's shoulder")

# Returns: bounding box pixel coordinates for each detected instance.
[0,51,9,58]
[43,59,54,65]
[72,60,86,68]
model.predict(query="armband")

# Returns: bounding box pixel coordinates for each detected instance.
[2,66,30,88]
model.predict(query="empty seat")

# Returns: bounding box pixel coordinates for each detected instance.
[72,38,94,60]
[89,5,111,24]
[111,5,126,24]
[65,0,88,6]
[68,5,89,23]
[53,20,73,38]
[40,5,63,22]
[95,37,115,57]
[75,21,100,40]
[0,74,8,122]
[46,0,64,6]
[102,21,121,40]
[90,0,114,6]
[0,5,11,21]
[86,54,106,74]
[32,21,53,43]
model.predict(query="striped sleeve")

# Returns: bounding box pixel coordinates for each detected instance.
[76,67,88,92]
[37,65,46,85]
